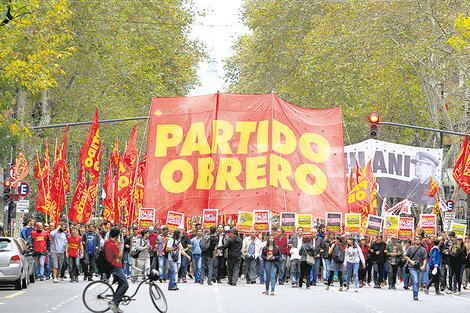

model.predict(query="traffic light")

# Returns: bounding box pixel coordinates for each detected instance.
[369,113,379,138]
[3,180,11,201]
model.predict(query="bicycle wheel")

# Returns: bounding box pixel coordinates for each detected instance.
[149,282,168,313]
[83,281,114,313]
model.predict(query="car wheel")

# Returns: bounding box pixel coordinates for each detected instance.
[30,272,35,283]
[14,278,22,290]
[22,275,28,289]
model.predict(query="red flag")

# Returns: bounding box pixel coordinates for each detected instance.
[124,124,138,170]
[453,134,469,187]
[69,167,88,224]
[103,161,115,222]
[34,151,42,178]
[129,156,146,226]
[54,138,59,165]
[114,154,133,226]
[111,140,119,170]
[12,152,29,188]
[428,176,439,197]
[355,158,363,184]
[80,108,100,175]
[36,140,52,215]
[61,125,70,198]
[82,143,103,223]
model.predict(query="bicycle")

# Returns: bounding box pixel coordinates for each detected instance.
[82,267,168,313]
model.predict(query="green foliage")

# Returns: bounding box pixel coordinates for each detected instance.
[225,0,470,147]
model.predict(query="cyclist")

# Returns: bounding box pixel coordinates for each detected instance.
[105,227,129,313]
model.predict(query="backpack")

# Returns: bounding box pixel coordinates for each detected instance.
[200,235,211,252]
[130,238,142,259]
[333,244,345,263]
[97,241,114,276]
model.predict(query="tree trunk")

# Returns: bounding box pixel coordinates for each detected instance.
[39,90,51,126]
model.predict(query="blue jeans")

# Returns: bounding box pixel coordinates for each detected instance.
[290,259,300,285]
[278,254,287,282]
[158,256,169,280]
[122,252,130,275]
[168,259,179,288]
[264,261,277,292]
[403,267,410,287]
[45,254,52,278]
[35,255,46,278]
[410,268,423,297]
[259,257,266,283]
[310,257,321,284]
[192,254,202,283]
[179,254,189,280]
[346,262,360,288]
[68,256,80,279]
[422,263,429,286]
[323,258,331,282]
[112,266,129,306]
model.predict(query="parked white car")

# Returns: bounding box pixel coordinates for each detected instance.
[0,237,36,290]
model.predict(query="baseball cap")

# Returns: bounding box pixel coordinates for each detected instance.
[149,226,155,231]
[457,235,463,240]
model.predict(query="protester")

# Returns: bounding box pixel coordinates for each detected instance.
[242,229,260,284]
[275,228,288,285]
[369,235,387,288]
[299,236,314,289]
[178,229,191,283]
[157,226,170,281]
[148,226,158,270]
[446,238,464,295]
[28,222,50,281]
[135,229,151,278]
[215,224,229,283]
[258,232,268,284]
[288,227,303,287]
[105,227,129,313]
[201,226,218,285]
[326,236,345,291]
[220,228,243,286]
[358,237,369,287]
[83,224,100,281]
[310,228,324,286]
[345,236,366,292]
[66,226,82,282]
[425,238,442,295]
[20,219,35,242]
[190,228,204,283]
[386,235,403,290]
[261,233,280,295]
[402,239,412,290]
[321,231,335,283]
[121,228,131,276]
[166,229,191,291]
[405,236,428,300]
[50,223,68,283]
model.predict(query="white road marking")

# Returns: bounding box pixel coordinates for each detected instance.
[450,294,470,302]
[332,287,383,313]
[213,282,226,313]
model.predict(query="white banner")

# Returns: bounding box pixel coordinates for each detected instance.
[345,139,443,205]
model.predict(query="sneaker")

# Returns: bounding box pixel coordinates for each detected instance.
[217,280,222,284]
[265,290,270,295]
[339,287,343,292]
[325,285,329,290]
[355,288,358,292]
[53,278,59,283]
[270,292,275,296]
[108,301,119,313]
[424,288,429,295]
[413,296,418,301]
[183,279,187,283]
[168,287,179,291]
[208,282,212,285]
[40,277,44,281]
[70,278,74,283]
[456,291,462,295]
[279,282,284,285]
[436,292,443,295]
[404,286,409,290]
[447,291,453,295]
[60,277,65,281]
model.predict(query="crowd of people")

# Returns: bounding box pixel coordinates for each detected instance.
[15,218,470,302]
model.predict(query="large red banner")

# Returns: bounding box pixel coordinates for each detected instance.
[143,93,347,218]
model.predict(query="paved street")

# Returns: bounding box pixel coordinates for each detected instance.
[0,277,469,313]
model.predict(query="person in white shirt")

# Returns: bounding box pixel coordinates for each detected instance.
[345,237,366,292]
[242,229,261,284]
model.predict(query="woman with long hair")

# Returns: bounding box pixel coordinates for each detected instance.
[326,236,345,291]
[258,232,268,284]
[299,236,315,289]
[345,237,365,292]
[447,238,464,295]
[261,233,281,295]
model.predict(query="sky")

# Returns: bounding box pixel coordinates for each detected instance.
[189,0,248,96]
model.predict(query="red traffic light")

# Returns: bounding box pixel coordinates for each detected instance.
[369,113,380,124]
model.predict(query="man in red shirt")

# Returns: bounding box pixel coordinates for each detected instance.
[148,226,158,270]
[275,227,288,285]
[66,226,83,282]
[105,228,129,313]
[27,222,50,280]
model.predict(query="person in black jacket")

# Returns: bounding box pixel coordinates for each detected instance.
[369,235,387,288]
[261,233,281,295]
[310,229,324,286]
[299,236,315,289]
[201,226,219,285]
[445,238,464,294]
[220,228,243,286]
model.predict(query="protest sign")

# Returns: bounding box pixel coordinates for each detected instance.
[398,217,414,239]
[254,210,270,232]
[345,213,361,235]
[238,211,254,234]
[383,215,399,237]
[297,214,313,234]
[166,211,184,232]
[326,212,342,233]
[365,215,383,236]
[280,213,296,235]
[203,209,218,230]
[138,208,156,230]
